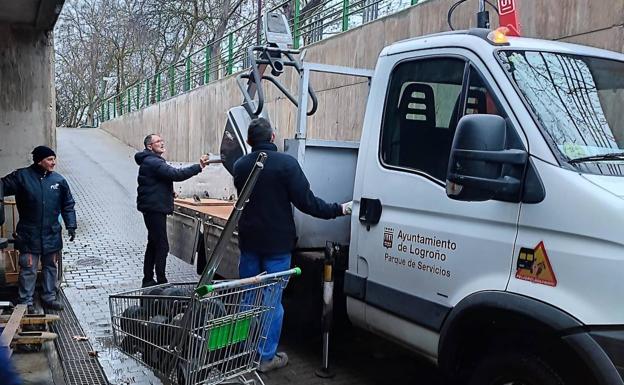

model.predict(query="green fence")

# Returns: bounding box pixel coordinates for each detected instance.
[98,0,426,123]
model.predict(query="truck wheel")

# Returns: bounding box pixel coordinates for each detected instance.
[469,351,565,385]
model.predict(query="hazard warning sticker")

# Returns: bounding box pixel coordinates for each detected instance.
[515,242,557,287]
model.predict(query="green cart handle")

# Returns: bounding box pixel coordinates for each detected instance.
[195,267,302,298]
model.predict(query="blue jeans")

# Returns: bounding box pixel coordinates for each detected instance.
[0,345,20,385]
[18,251,59,305]
[238,250,290,362]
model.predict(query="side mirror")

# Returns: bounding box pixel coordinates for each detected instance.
[446,114,527,202]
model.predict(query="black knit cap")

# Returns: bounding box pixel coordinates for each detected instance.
[32,146,56,164]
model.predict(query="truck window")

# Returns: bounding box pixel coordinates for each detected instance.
[380,58,466,181]
[498,50,624,175]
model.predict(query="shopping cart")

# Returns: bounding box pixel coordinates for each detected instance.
[109,267,300,385]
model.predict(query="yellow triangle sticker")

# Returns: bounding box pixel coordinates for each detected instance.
[515,241,557,287]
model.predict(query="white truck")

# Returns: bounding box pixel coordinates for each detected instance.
[172,5,624,385]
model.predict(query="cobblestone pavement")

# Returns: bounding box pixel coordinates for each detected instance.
[55,127,441,385]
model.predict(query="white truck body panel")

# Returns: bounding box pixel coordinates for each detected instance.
[348,31,624,355]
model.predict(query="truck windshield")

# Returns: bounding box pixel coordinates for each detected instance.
[498,50,624,175]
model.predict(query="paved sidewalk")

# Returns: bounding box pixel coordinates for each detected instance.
[56,127,197,385]
[55,127,440,385]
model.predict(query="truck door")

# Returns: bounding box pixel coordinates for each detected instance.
[350,51,523,335]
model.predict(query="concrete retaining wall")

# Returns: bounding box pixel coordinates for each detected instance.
[102,0,624,164]
[0,25,56,175]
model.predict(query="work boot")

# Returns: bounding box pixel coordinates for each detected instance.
[258,352,288,373]
[42,300,64,311]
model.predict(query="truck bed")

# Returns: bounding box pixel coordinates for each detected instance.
[173,198,234,221]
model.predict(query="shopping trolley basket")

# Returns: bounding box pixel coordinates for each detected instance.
[109,267,301,385]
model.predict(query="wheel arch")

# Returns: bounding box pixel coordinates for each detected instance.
[437,291,618,385]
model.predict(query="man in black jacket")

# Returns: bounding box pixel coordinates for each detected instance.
[1,146,77,313]
[233,118,351,373]
[135,134,209,287]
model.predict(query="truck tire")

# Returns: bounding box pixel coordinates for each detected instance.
[469,351,565,385]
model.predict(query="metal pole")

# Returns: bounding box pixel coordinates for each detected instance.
[228,33,234,75]
[315,242,337,378]
[198,152,267,286]
[185,57,191,91]
[477,0,489,28]
[156,73,161,102]
[204,46,212,83]
[169,66,175,96]
[145,79,149,106]
[127,88,131,112]
[136,84,140,109]
[342,0,349,31]
[294,0,301,49]
[256,0,262,45]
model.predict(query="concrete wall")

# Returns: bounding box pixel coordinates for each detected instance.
[102,0,624,164]
[0,25,56,176]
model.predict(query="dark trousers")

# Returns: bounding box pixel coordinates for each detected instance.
[142,212,169,284]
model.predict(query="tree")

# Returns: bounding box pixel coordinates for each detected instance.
[55,0,286,126]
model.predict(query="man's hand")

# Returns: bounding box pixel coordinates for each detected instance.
[341,201,353,216]
[68,228,76,242]
[199,155,210,169]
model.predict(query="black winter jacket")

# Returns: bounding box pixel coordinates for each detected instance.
[233,142,343,254]
[1,165,77,254]
[135,150,202,214]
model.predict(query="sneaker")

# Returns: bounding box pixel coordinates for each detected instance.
[258,352,288,373]
[42,300,64,311]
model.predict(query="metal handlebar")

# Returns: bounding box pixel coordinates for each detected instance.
[236,45,319,118]
[195,267,302,297]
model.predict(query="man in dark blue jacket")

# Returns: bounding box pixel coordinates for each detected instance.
[233,118,351,373]
[135,134,209,287]
[1,146,77,313]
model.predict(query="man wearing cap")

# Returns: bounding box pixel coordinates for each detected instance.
[135,134,209,287]
[1,146,77,313]
[233,117,352,373]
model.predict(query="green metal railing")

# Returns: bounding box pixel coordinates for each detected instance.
[97,0,427,123]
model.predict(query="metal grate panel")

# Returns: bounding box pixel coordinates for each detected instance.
[48,291,109,385]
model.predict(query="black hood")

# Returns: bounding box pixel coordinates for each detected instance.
[135,149,158,165]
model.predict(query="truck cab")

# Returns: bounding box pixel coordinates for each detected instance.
[346,29,624,385]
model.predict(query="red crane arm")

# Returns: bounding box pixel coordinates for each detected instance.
[497,0,521,36]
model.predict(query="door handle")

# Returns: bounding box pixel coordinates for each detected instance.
[358,198,382,231]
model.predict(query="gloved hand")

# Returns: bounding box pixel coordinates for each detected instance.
[68,228,76,242]
[341,201,353,216]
